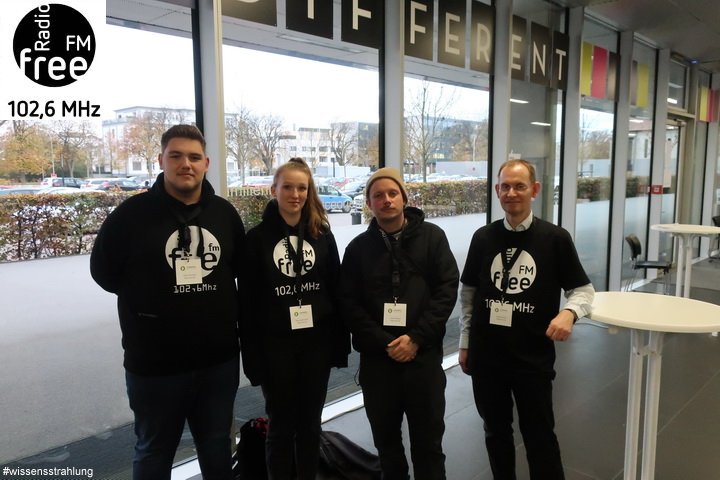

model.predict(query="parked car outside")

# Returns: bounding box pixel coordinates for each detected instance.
[94,179,142,191]
[352,193,365,211]
[40,177,83,188]
[0,187,42,196]
[82,178,115,189]
[317,184,352,213]
[340,180,365,198]
[36,187,91,195]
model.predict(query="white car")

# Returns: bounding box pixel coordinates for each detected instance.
[352,193,365,210]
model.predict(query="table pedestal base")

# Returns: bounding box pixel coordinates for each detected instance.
[625,329,664,480]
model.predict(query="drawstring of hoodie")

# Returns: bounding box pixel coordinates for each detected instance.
[177,217,205,257]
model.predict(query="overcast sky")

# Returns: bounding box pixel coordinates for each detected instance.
[102,25,380,126]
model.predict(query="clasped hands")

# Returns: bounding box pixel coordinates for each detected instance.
[386,334,418,362]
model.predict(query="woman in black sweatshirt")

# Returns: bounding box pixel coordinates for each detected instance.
[241,158,349,480]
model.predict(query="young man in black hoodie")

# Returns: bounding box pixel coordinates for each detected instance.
[340,168,459,480]
[90,125,245,480]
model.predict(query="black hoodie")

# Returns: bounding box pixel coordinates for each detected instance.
[240,200,350,385]
[340,207,459,356]
[90,173,245,375]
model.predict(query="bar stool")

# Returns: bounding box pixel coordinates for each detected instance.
[625,233,672,294]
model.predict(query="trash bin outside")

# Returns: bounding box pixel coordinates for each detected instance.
[351,210,362,225]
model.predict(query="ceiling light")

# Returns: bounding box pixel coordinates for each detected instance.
[531,121,551,127]
[510,98,528,104]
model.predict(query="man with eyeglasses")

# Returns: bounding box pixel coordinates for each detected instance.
[458,159,594,479]
[91,124,245,480]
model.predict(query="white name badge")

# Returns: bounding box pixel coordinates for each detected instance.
[175,257,203,285]
[289,304,314,330]
[489,300,513,327]
[383,303,407,327]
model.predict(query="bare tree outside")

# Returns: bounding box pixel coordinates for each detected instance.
[404,81,456,182]
[50,121,100,178]
[122,110,178,179]
[103,129,125,177]
[329,122,358,178]
[226,106,255,184]
[448,119,489,163]
[579,112,613,177]
[250,114,284,174]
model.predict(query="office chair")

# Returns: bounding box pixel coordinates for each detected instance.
[624,233,672,294]
[710,216,720,262]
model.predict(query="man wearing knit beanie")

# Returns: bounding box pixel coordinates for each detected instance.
[341,166,459,479]
[365,167,409,205]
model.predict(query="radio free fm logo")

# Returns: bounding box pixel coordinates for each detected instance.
[13,3,95,87]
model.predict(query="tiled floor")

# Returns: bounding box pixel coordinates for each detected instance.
[7,259,719,480]
[322,323,720,480]
[321,260,720,480]
[166,260,720,480]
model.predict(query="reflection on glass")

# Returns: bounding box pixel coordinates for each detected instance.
[659,124,680,261]
[668,61,687,109]
[509,80,563,224]
[622,41,655,288]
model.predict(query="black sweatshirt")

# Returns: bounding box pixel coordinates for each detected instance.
[90,174,245,376]
[240,200,350,385]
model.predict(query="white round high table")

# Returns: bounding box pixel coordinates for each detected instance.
[650,223,720,298]
[588,291,720,480]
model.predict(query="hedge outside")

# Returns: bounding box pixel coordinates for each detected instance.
[0,176,642,262]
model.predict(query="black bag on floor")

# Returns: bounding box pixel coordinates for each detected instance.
[317,430,382,480]
[233,417,269,480]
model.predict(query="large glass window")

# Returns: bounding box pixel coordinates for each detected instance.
[509,4,565,224]
[576,18,618,290]
[222,46,379,184]
[403,78,490,183]
[621,40,656,286]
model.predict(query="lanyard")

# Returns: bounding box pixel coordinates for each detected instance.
[284,222,305,306]
[171,205,203,256]
[380,230,401,303]
[157,187,204,256]
[500,247,522,301]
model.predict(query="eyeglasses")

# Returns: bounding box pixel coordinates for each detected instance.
[498,183,530,193]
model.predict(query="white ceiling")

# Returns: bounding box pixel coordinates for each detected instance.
[106,0,720,74]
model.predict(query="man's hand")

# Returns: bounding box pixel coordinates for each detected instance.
[386,334,418,362]
[458,348,470,375]
[545,310,575,341]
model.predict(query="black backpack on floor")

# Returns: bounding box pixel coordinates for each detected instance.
[317,430,382,480]
[233,417,269,480]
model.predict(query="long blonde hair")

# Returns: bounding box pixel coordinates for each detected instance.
[273,158,330,238]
